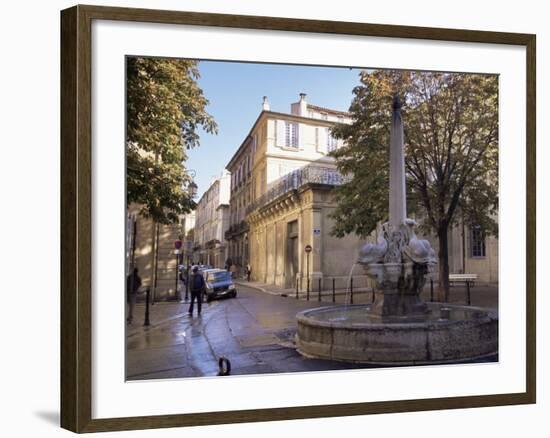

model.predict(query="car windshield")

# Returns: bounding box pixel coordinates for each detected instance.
[207,271,231,282]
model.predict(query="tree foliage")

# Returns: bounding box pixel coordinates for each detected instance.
[126,57,217,224]
[330,70,498,299]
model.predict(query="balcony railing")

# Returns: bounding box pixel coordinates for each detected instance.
[225,220,249,240]
[246,165,350,215]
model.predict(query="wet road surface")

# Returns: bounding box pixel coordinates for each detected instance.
[126,284,366,380]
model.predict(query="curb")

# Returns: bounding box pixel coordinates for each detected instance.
[234,281,287,297]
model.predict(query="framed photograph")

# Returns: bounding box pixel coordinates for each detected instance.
[60,4,536,433]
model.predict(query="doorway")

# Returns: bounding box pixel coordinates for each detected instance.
[286,220,299,288]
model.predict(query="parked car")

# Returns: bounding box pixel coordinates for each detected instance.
[203,269,237,302]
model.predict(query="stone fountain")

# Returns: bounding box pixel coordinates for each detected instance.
[296,96,498,365]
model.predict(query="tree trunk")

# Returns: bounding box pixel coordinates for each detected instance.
[437,225,450,302]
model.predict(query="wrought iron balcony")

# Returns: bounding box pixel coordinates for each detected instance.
[225,220,249,240]
[246,165,350,215]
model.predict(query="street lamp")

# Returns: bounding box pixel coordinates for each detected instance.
[188,180,198,199]
[186,169,198,199]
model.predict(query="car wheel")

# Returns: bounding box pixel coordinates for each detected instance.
[231,291,237,298]
[206,295,212,303]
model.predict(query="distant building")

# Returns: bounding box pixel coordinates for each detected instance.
[180,211,195,238]
[193,171,231,268]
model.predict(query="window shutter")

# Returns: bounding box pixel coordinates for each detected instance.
[318,127,328,153]
[294,123,300,148]
[276,120,286,147]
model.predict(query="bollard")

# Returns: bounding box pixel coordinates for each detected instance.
[296,277,299,299]
[143,287,151,327]
[217,356,231,376]
[350,277,354,304]
[372,287,375,304]
[332,278,336,303]
[318,278,322,302]
[466,281,471,305]
[430,279,434,302]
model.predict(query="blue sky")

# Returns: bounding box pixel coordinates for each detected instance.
[187,60,363,198]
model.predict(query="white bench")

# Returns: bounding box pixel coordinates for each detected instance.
[449,274,478,286]
[449,274,478,305]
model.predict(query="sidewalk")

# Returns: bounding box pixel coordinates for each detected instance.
[237,279,498,309]
[126,300,190,337]
[234,280,294,296]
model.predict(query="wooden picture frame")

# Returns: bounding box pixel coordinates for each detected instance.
[60,4,536,433]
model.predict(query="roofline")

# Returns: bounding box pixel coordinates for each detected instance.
[225,110,343,170]
[306,103,350,116]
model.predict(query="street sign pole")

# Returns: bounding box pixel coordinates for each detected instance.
[305,245,312,300]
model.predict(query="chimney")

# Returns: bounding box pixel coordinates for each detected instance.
[262,96,270,111]
[299,93,307,116]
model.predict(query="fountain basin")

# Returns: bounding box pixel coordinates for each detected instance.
[296,303,498,365]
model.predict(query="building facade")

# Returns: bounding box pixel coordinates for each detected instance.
[193,171,231,268]
[126,204,186,301]
[224,94,499,288]
[226,94,369,288]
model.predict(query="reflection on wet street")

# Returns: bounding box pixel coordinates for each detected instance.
[126,284,365,380]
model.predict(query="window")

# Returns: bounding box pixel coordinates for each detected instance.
[287,220,298,238]
[326,128,338,152]
[321,112,328,120]
[470,225,486,257]
[285,122,299,148]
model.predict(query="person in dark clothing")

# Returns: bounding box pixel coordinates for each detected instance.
[188,266,205,316]
[126,267,142,324]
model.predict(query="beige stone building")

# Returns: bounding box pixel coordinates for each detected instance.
[193,171,231,268]
[224,94,499,289]
[126,205,185,300]
[225,94,369,288]
[447,224,498,283]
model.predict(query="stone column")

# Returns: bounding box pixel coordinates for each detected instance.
[389,95,407,227]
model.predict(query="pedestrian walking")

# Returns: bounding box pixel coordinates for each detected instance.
[188,266,205,316]
[229,263,237,278]
[246,262,251,282]
[225,258,233,271]
[126,267,142,324]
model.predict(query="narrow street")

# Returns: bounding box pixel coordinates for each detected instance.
[126,284,368,380]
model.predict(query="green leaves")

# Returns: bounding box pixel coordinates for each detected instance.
[126,57,217,224]
[330,70,498,239]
